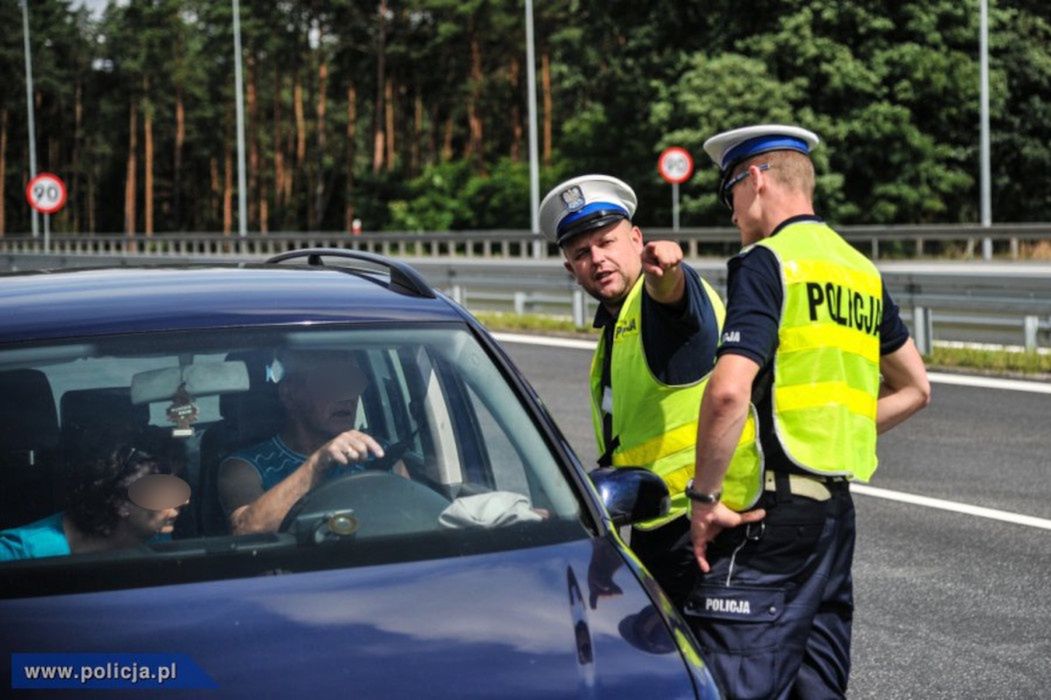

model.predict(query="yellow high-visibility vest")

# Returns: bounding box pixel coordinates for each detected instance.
[589,273,762,528]
[749,220,882,481]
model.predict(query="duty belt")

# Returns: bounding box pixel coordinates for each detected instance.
[763,472,848,502]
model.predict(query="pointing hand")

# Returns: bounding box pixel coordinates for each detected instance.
[640,241,683,277]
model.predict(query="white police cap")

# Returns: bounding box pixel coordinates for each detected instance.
[538,174,637,246]
[703,124,820,174]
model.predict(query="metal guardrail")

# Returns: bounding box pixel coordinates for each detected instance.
[459,288,1051,353]
[2,243,1050,352]
[1,222,1050,260]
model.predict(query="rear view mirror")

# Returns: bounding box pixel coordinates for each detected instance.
[588,467,669,527]
[130,362,250,404]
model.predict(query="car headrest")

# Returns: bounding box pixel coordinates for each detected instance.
[219,350,285,437]
[0,369,60,452]
[62,387,148,430]
[60,387,150,461]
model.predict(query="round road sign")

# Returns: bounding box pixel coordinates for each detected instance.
[657,147,694,185]
[26,172,68,215]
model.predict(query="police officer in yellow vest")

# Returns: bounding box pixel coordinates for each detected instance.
[686,125,931,698]
[539,174,732,609]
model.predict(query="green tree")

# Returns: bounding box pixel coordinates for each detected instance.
[3,0,1051,234]
[991,4,1051,221]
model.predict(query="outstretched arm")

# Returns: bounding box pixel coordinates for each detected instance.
[641,240,686,305]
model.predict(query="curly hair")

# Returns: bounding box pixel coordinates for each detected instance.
[65,444,172,537]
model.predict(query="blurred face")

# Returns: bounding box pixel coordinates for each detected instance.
[122,472,190,540]
[561,220,644,309]
[124,501,183,539]
[283,355,368,440]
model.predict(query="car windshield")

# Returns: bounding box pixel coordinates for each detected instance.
[0,324,587,595]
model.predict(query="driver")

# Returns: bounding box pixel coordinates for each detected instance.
[218,350,400,534]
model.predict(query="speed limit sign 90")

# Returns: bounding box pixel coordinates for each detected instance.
[26,172,68,215]
[657,147,694,185]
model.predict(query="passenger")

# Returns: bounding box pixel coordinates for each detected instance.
[218,350,402,535]
[0,444,190,561]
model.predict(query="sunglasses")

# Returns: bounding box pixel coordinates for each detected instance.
[720,163,770,211]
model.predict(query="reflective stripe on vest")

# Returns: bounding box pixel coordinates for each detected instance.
[588,273,760,527]
[755,221,881,481]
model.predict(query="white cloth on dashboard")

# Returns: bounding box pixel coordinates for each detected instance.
[438,491,543,529]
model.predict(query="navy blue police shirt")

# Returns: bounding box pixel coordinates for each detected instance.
[594,264,720,462]
[716,215,910,474]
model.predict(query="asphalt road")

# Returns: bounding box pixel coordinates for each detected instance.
[500,338,1051,699]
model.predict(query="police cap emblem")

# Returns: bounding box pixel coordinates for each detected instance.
[560,186,586,212]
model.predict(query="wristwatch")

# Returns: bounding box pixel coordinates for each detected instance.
[684,479,721,504]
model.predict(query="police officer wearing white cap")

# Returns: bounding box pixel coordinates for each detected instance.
[539,174,731,611]
[684,125,931,697]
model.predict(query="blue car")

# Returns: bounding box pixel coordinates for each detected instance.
[0,250,720,698]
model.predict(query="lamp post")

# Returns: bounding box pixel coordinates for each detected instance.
[525,0,541,258]
[20,0,39,237]
[979,0,992,260]
[233,0,248,237]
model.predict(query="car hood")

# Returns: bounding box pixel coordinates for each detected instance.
[1,537,713,698]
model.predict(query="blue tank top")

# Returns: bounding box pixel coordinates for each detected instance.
[229,435,384,491]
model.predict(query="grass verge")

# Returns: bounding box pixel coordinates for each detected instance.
[473,311,599,336]
[928,345,1051,377]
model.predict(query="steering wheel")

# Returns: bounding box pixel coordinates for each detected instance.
[279,470,451,537]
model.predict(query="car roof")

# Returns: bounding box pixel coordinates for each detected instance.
[0,264,463,342]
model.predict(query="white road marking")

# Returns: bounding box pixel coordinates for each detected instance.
[493,333,1051,394]
[926,371,1051,394]
[495,331,1051,529]
[850,484,1051,530]
[492,332,597,350]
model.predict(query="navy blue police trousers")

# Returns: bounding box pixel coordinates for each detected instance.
[684,476,856,699]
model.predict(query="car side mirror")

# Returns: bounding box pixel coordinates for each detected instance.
[588,467,669,527]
